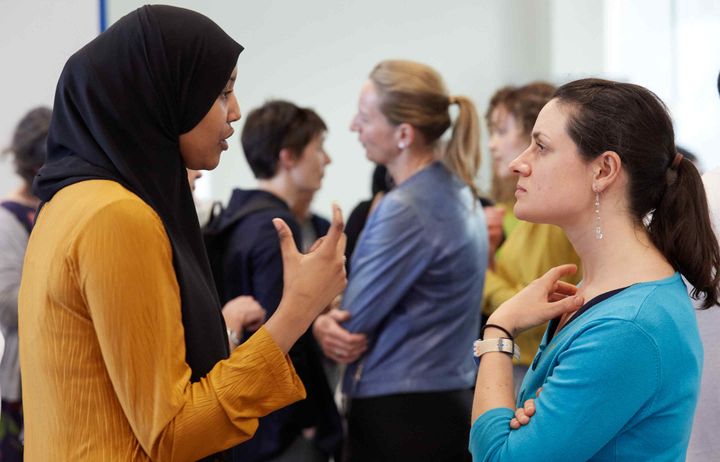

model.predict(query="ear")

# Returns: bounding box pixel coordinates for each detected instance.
[278,148,298,170]
[592,151,622,193]
[395,123,416,150]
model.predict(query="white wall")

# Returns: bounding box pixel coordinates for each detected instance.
[5,1,718,209]
[0,0,98,197]
[550,0,606,80]
[107,0,553,216]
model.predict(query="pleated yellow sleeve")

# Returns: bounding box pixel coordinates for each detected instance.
[19,180,305,461]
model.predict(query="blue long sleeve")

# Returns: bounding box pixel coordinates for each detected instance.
[470,275,702,461]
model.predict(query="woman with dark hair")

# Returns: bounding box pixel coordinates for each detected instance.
[19,6,346,460]
[0,106,51,460]
[470,78,718,460]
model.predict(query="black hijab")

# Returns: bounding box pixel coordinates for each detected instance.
[35,5,243,382]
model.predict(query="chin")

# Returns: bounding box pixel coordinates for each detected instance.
[513,202,540,223]
[203,151,222,171]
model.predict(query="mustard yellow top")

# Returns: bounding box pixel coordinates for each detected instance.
[19,180,305,461]
[483,220,582,366]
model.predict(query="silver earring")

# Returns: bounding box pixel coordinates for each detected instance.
[594,190,603,240]
[398,143,406,150]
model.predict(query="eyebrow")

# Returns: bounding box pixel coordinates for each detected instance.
[532,131,549,142]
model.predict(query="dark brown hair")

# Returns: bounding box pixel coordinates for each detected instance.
[241,100,326,179]
[3,106,52,185]
[555,78,720,308]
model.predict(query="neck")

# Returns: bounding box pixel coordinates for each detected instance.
[257,175,298,209]
[6,184,40,208]
[386,146,436,185]
[563,210,674,300]
[291,189,314,221]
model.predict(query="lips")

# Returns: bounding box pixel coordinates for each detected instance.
[220,129,234,150]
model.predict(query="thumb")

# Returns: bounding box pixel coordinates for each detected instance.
[273,218,299,264]
[329,309,352,323]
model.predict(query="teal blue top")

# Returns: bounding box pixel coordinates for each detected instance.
[470,273,703,461]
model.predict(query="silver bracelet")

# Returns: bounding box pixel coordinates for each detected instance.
[473,337,521,363]
[227,328,241,348]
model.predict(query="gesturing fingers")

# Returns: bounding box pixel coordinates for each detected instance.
[321,203,345,254]
[308,236,325,253]
[545,294,584,319]
[553,280,578,296]
[273,218,300,264]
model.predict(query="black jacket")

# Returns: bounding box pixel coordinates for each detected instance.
[218,189,342,462]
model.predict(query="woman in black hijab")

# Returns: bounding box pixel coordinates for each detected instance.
[19,5,347,461]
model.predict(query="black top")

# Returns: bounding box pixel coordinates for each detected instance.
[0,201,35,234]
[218,189,342,460]
[33,5,243,382]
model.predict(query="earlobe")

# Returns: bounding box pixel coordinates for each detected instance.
[396,123,415,150]
[593,151,622,192]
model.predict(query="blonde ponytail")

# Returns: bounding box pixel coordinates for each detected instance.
[445,95,481,198]
[369,60,481,197]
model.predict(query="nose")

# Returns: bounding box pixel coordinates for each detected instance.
[228,93,241,124]
[323,151,332,166]
[509,146,531,176]
[488,132,498,153]
[350,114,359,132]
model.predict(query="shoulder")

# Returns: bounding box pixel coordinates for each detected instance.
[573,276,694,346]
[61,181,168,251]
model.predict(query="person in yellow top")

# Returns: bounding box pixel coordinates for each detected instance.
[18,6,347,461]
[483,82,582,380]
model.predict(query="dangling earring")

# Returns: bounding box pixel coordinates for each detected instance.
[594,188,603,240]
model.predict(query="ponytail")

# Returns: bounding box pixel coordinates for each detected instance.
[555,78,720,309]
[369,60,482,198]
[649,159,720,308]
[445,96,481,198]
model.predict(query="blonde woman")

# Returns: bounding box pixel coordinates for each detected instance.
[314,60,487,461]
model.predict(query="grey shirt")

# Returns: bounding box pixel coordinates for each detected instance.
[0,205,26,402]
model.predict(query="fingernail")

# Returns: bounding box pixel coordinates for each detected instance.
[272,218,282,231]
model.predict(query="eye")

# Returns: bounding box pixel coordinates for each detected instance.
[220,90,233,100]
[535,140,545,152]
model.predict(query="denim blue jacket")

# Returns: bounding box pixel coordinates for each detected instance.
[342,162,488,398]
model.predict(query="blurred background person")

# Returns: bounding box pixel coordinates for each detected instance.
[211,100,341,462]
[482,83,581,386]
[315,59,487,461]
[0,106,51,461]
[343,164,394,270]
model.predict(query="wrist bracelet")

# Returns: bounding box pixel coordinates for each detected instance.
[227,329,241,348]
[482,323,514,340]
[472,337,520,365]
